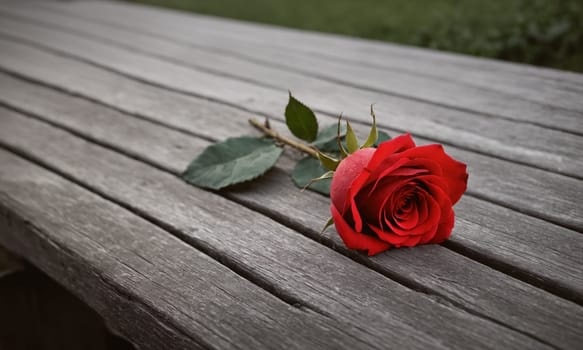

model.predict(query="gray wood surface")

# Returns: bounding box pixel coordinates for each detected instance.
[0,38,581,298]
[0,72,582,349]
[0,105,559,349]
[1,38,582,299]
[0,30,580,233]
[1,5,582,181]
[0,1,581,349]
[50,0,583,87]
[0,149,375,350]
[30,0,583,133]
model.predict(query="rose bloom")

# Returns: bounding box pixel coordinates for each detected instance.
[330,134,468,256]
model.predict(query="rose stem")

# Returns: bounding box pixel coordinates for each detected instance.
[249,118,319,159]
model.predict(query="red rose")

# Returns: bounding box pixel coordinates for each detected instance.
[330,134,468,256]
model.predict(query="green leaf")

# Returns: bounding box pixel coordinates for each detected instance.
[318,152,340,171]
[182,136,282,190]
[285,92,318,142]
[374,131,391,147]
[301,171,334,192]
[312,123,347,152]
[292,157,332,196]
[320,216,335,235]
[345,121,359,153]
[337,116,349,158]
[361,105,378,148]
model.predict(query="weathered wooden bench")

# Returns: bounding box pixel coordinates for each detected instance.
[0,0,581,349]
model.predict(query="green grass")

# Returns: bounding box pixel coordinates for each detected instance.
[127,0,583,73]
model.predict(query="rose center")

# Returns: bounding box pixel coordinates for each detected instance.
[384,183,423,231]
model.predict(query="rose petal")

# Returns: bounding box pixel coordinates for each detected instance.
[418,182,454,243]
[390,166,429,177]
[400,144,468,204]
[368,224,411,246]
[350,195,364,232]
[395,203,419,230]
[402,235,424,247]
[331,204,391,255]
[430,206,455,244]
[365,134,416,172]
[365,157,445,201]
[357,177,411,228]
[367,157,411,195]
[398,158,443,177]
[381,181,440,237]
[385,184,419,230]
[386,197,439,237]
[330,148,375,214]
[419,217,440,244]
[417,192,429,224]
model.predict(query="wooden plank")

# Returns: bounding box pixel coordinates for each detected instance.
[0,107,558,350]
[1,7,581,181]
[29,0,583,132]
[0,151,375,350]
[1,76,582,349]
[0,35,580,233]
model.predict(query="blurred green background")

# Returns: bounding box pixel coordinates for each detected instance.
[127,0,583,73]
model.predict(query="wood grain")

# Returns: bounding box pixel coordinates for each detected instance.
[0,106,558,349]
[28,0,583,132]
[0,35,580,232]
[1,7,581,180]
[0,76,582,349]
[0,150,380,350]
